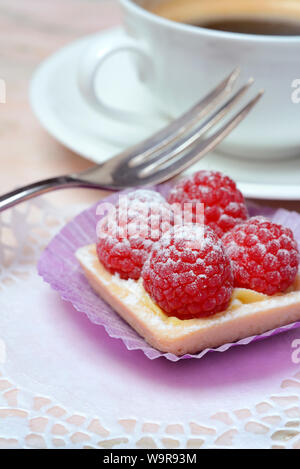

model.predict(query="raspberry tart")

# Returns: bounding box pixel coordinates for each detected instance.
[76,175,300,356]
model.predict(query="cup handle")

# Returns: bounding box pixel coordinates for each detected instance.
[77,35,155,123]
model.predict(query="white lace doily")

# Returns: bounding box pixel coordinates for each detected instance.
[0,199,300,449]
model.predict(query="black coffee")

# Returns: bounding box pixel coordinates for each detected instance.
[195,17,300,36]
[147,0,300,37]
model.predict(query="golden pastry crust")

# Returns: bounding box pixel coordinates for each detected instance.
[76,244,300,356]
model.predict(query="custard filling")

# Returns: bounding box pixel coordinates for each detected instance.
[88,244,299,327]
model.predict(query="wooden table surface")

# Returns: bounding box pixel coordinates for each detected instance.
[1,0,299,211]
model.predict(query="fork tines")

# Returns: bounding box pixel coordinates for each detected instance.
[83,68,263,189]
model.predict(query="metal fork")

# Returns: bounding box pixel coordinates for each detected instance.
[0,69,263,212]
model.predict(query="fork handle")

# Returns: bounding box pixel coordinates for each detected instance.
[0,175,88,212]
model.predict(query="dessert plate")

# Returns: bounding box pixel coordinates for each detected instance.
[1,197,300,449]
[30,27,300,200]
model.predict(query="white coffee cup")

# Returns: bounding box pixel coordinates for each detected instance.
[78,0,300,160]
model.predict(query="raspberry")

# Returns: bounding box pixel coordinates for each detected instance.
[142,224,234,319]
[97,190,174,280]
[167,170,248,237]
[123,189,165,205]
[222,216,299,295]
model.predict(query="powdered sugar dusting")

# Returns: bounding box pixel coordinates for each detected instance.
[96,190,176,280]
[142,224,233,319]
[167,170,248,238]
[223,216,299,295]
[122,189,165,205]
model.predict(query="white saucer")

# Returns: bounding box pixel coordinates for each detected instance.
[30,27,300,200]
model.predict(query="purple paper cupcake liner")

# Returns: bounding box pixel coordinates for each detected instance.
[38,184,300,362]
